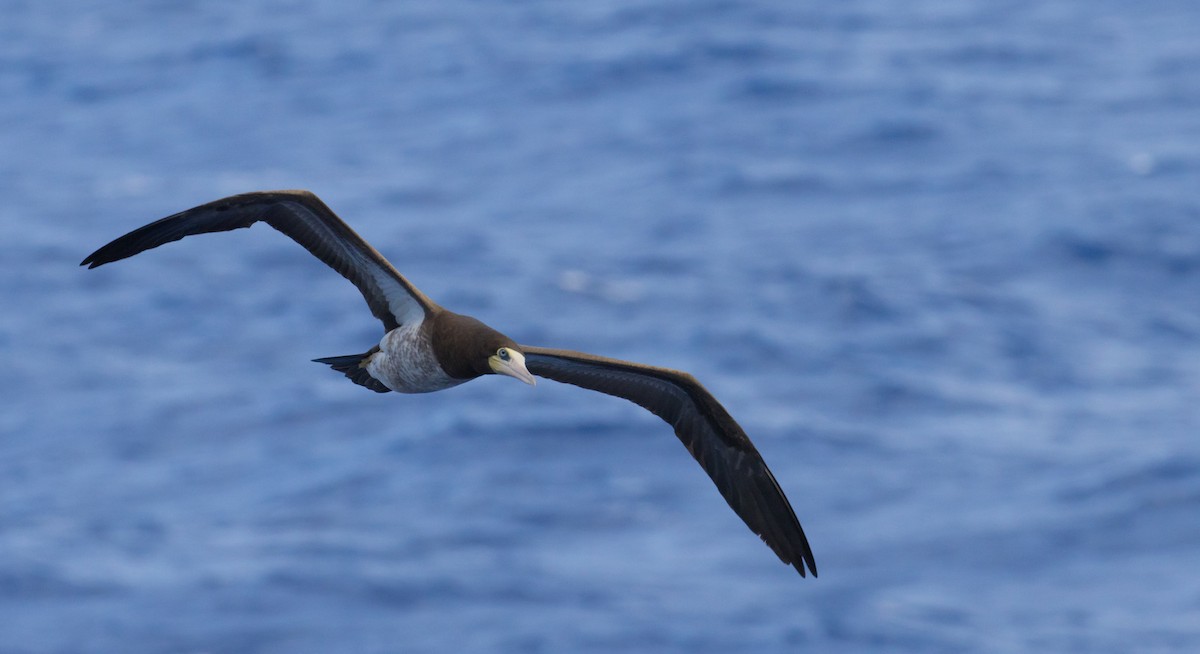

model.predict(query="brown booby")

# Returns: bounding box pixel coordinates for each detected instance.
[81,190,817,577]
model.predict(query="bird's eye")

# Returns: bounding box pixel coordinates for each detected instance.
[498,348,510,360]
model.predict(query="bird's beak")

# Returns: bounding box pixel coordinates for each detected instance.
[489,350,536,386]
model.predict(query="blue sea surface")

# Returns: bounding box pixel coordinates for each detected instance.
[2,1,1199,652]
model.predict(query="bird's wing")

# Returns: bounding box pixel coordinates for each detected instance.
[520,345,817,577]
[81,190,436,331]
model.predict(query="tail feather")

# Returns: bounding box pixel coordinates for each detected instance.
[313,349,391,393]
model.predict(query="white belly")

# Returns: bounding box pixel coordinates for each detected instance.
[367,322,464,393]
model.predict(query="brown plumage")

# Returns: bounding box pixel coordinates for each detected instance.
[81,190,817,577]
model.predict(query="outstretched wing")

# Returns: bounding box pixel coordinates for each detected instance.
[81,190,437,331]
[521,346,817,577]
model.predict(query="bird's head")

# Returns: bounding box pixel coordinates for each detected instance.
[487,345,536,386]
[431,310,536,385]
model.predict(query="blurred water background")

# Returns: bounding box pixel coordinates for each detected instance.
[2,1,1199,652]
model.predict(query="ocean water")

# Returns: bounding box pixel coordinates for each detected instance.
[2,1,1199,652]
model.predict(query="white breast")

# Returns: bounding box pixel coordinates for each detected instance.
[367,321,464,393]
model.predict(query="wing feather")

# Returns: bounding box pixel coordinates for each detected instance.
[81,190,436,331]
[521,346,817,577]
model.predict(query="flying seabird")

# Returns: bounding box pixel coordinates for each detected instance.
[81,190,817,577]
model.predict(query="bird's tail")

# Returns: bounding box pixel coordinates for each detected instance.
[313,349,392,393]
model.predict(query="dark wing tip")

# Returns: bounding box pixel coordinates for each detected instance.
[79,190,319,271]
[81,248,115,268]
[82,242,125,267]
[82,238,125,268]
[790,542,817,577]
[81,233,147,269]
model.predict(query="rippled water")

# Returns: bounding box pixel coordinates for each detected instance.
[3,1,1199,652]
